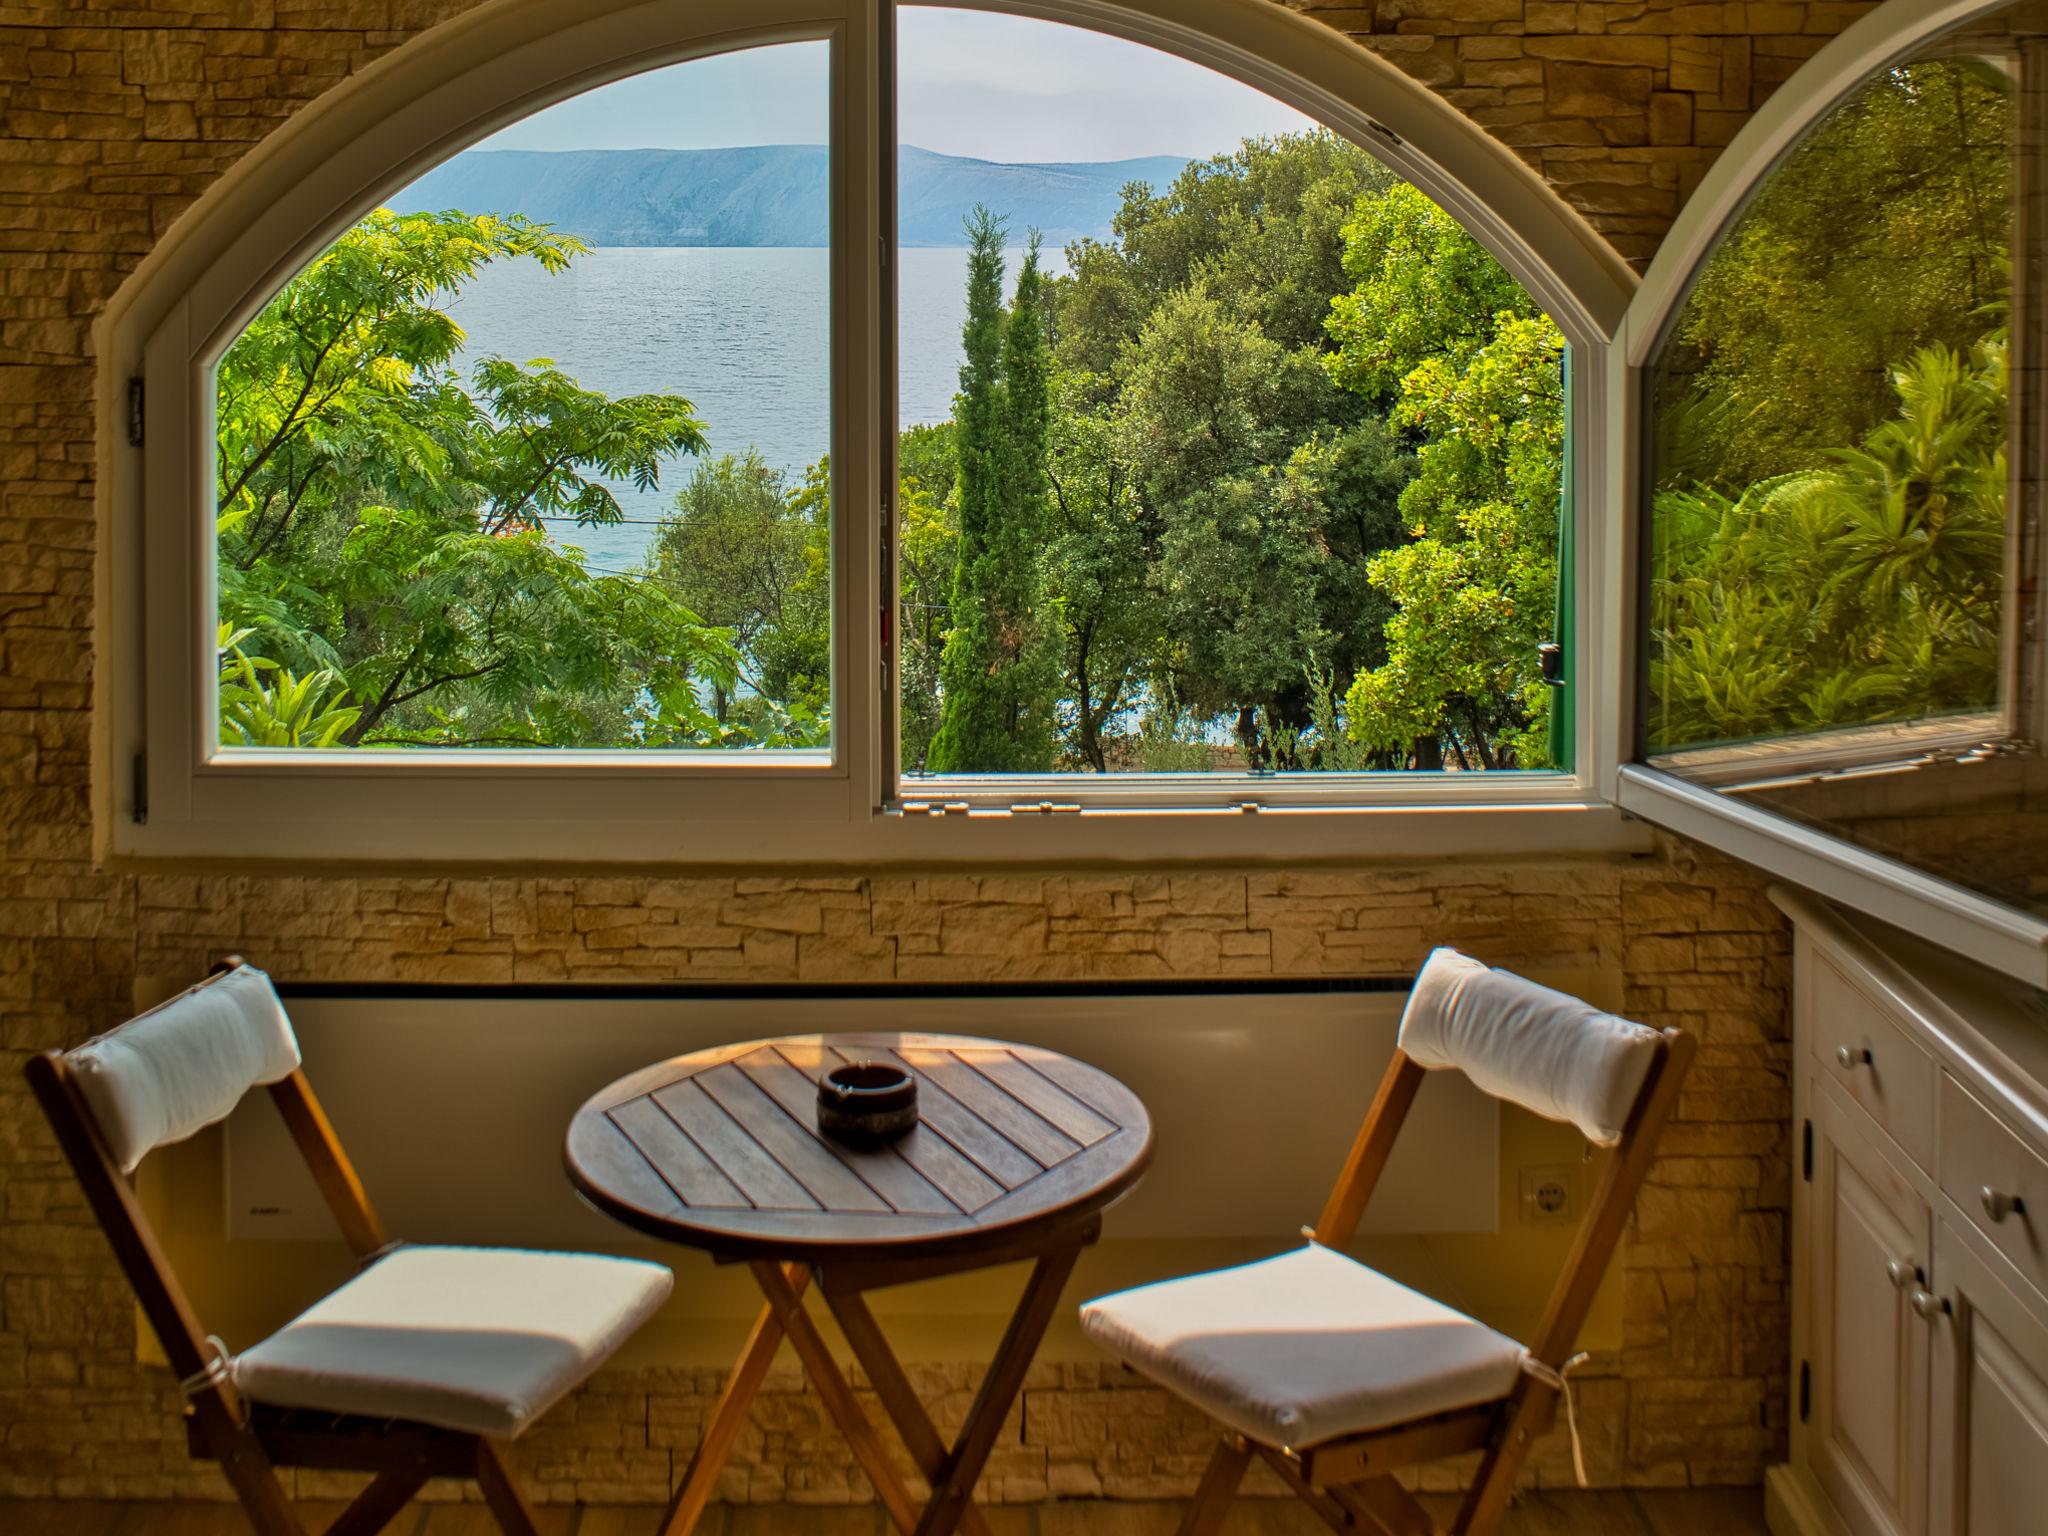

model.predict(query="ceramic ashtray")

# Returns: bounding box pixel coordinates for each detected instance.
[816,1061,919,1144]
[815,1064,921,1146]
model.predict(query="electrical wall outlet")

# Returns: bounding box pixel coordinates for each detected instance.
[1519,1163,1578,1226]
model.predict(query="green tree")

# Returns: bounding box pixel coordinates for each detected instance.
[927,214,1058,772]
[1324,182,1537,403]
[1043,368,1151,770]
[1644,55,2013,753]
[897,421,958,772]
[1327,185,1562,769]
[1045,132,1413,769]
[1116,283,1355,761]
[647,450,831,746]
[1649,338,2006,748]
[215,208,736,748]
[1057,129,1395,366]
[1659,57,2011,491]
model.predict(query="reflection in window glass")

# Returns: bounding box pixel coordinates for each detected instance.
[1646,51,2014,759]
[893,9,1567,777]
[212,44,831,752]
[1644,13,2048,919]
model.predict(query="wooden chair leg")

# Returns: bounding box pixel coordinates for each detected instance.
[209,1421,307,1536]
[1177,1437,1253,1536]
[322,1466,430,1536]
[1341,1475,1434,1536]
[476,1438,543,1536]
[1249,1443,1358,1535]
[1448,1383,1552,1536]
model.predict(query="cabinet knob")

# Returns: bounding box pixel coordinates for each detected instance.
[1910,1289,1952,1320]
[1981,1187,2026,1225]
[1836,1045,1873,1070]
[1886,1258,1917,1290]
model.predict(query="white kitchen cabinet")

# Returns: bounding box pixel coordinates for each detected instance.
[1808,1089,1930,1536]
[1926,1217,2048,1536]
[1771,890,2048,1536]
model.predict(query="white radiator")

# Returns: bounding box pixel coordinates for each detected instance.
[224,985,1498,1246]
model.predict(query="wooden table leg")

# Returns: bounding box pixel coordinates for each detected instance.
[658,1262,810,1536]
[751,1260,926,1535]
[913,1243,1083,1536]
[823,1284,996,1536]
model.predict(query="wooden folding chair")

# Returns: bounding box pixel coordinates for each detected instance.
[26,958,674,1536]
[1080,948,1696,1536]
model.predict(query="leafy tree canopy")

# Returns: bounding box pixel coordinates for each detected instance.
[215,207,736,750]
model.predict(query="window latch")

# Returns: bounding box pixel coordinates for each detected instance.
[1010,801,1080,815]
[1538,642,1565,687]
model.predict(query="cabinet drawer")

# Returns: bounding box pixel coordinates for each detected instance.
[1939,1072,2048,1309]
[1811,951,1936,1169]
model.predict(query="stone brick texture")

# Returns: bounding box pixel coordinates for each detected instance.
[0,0,1833,1506]
[1282,0,1879,266]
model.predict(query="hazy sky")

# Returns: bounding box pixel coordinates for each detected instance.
[479,9,1312,162]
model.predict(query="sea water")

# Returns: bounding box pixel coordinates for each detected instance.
[446,244,1033,572]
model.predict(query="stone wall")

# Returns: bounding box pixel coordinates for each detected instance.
[0,0,1841,1504]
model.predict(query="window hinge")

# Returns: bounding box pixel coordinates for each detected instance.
[1009,801,1081,815]
[131,750,148,825]
[1798,1360,1810,1423]
[898,800,972,817]
[127,378,145,447]
[1802,1118,1813,1182]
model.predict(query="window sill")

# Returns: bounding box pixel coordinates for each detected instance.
[104,796,1651,871]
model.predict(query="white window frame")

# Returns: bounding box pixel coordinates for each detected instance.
[97,0,1645,867]
[1612,0,2048,987]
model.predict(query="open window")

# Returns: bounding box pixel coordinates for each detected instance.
[1617,0,2048,985]
[101,0,1637,865]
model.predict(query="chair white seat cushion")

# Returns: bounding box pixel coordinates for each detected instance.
[232,1245,673,1438]
[1079,1244,1525,1450]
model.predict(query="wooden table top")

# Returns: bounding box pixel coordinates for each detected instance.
[564,1033,1154,1263]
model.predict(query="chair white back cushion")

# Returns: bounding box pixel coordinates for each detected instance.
[68,965,301,1173]
[1398,948,1661,1146]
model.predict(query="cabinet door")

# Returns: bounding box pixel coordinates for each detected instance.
[1812,1088,1932,1536]
[1928,1220,2048,1536]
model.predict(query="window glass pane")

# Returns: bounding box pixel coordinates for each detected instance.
[892,7,1566,778]
[212,42,832,752]
[1643,9,2048,918]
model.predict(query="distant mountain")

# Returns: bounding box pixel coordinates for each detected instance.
[392,144,1190,249]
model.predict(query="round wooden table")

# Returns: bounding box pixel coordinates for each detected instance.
[564,1032,1154,1536]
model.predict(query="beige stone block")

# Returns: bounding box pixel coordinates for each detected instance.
[1545,59,1653,117]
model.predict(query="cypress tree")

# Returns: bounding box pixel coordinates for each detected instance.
[927,213,1057,771]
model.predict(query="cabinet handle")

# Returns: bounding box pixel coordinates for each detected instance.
[1836,1045,1873,1070]
[1910,1289,1952,1320]
[1981,1187,2026,1225]
[1886,1258,1917,1289]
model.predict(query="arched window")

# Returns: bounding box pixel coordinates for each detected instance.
[102,0,1633,865]
[1620,0,2048,983]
